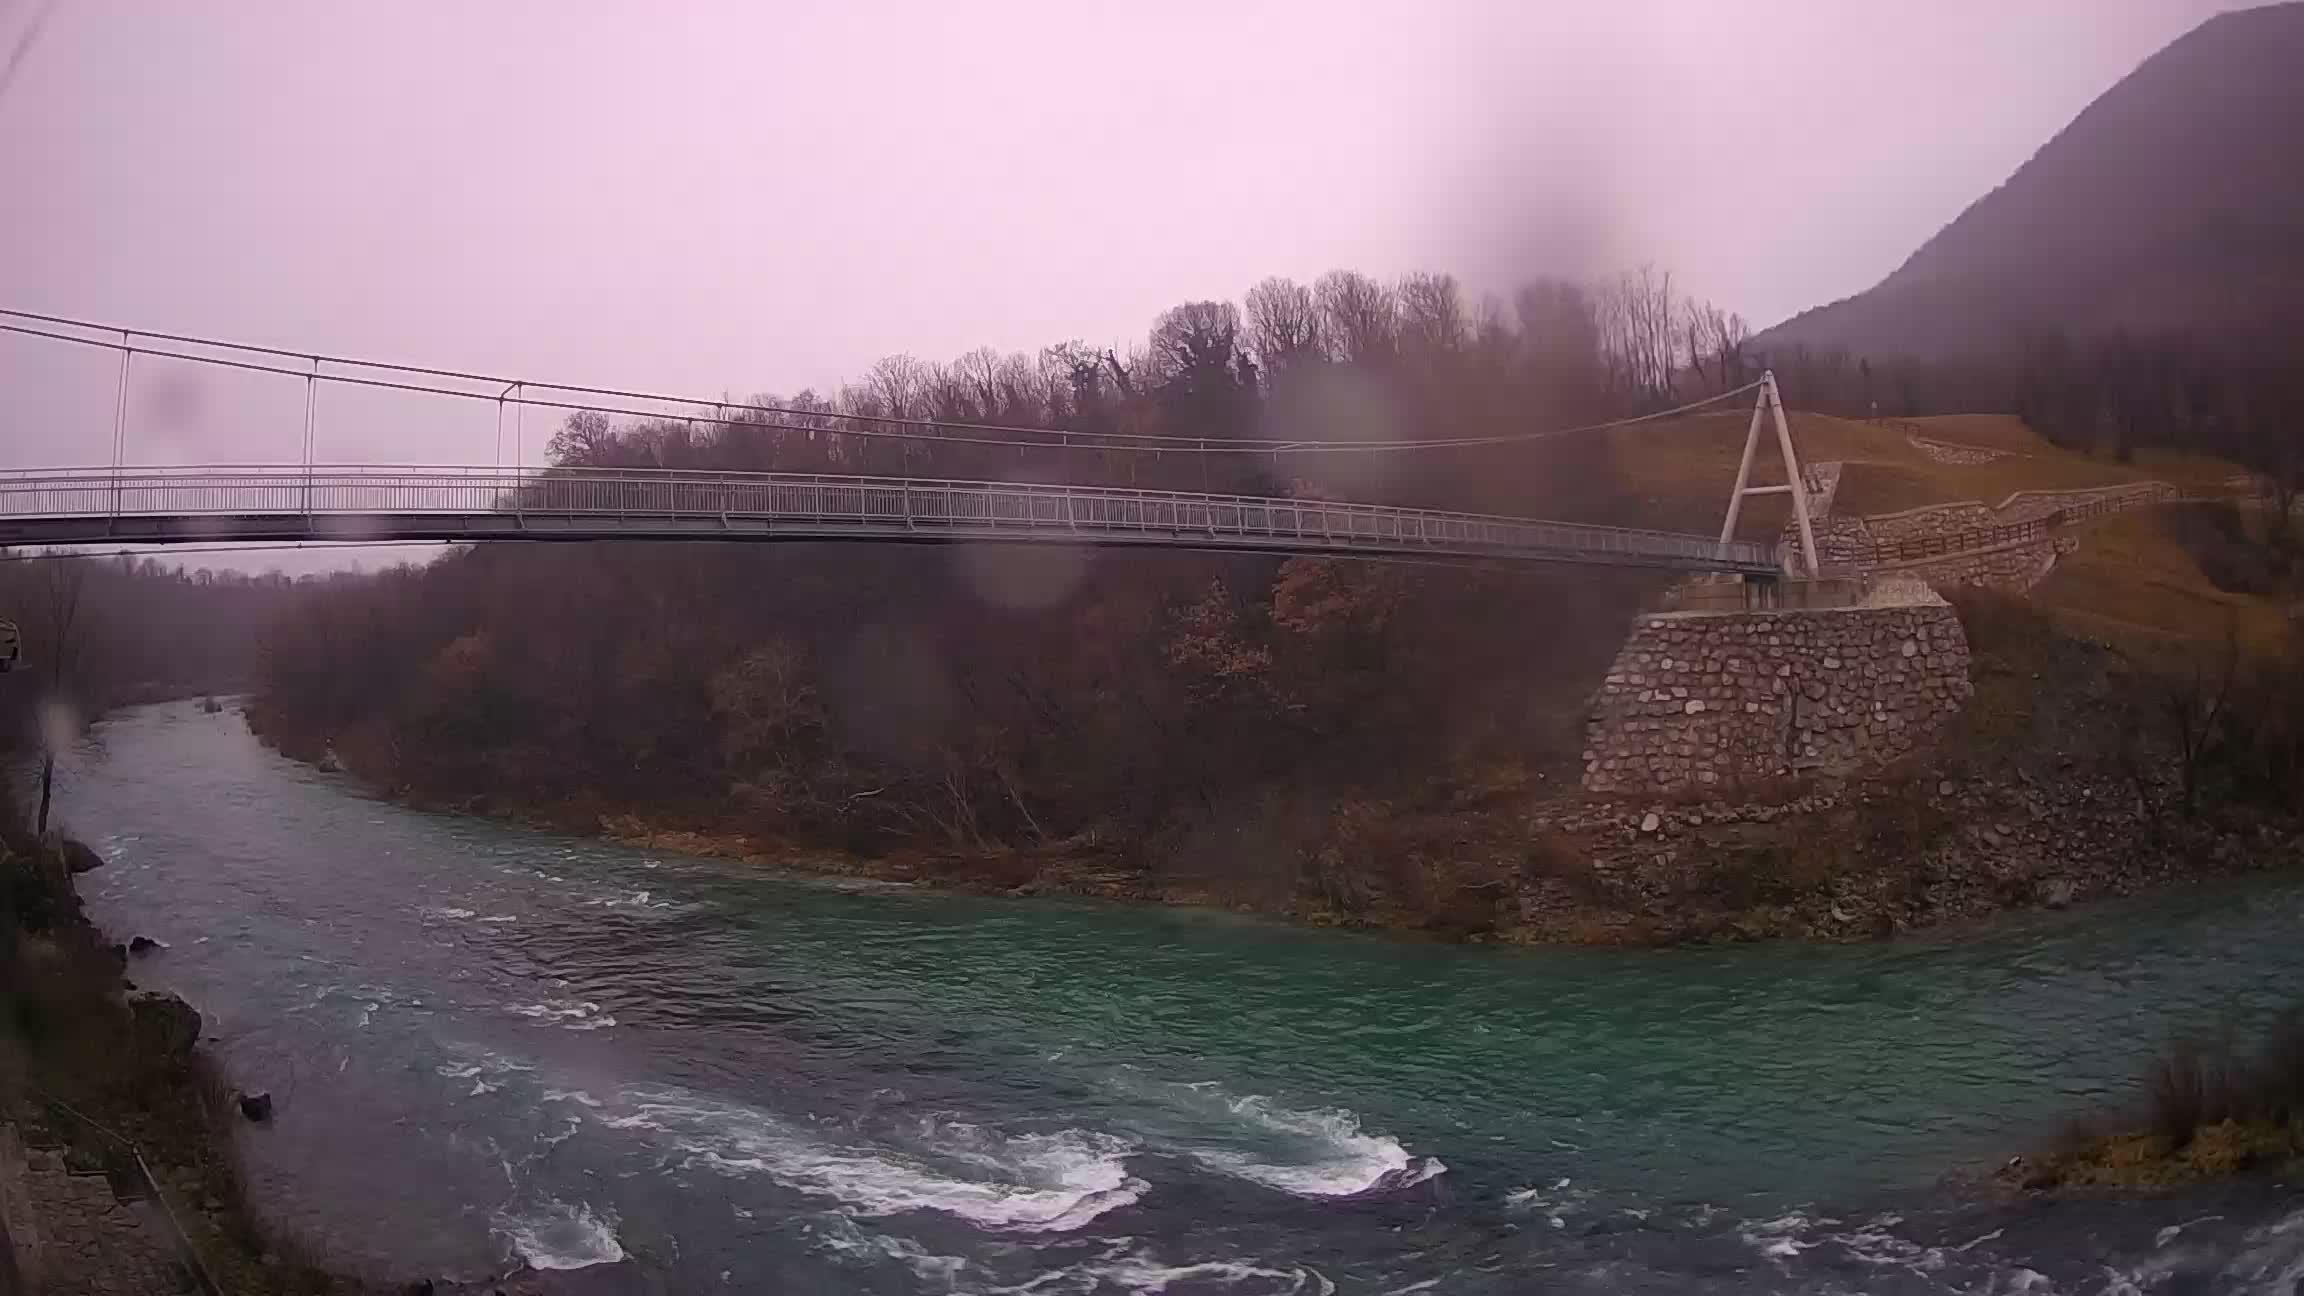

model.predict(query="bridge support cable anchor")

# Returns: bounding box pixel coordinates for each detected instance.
[1714,370,1820,578]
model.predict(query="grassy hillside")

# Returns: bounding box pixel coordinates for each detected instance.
[1587,404,2284,658]
[1905,414,2052,454]
[2035,507,2295,660]
[1581,408,2245,538]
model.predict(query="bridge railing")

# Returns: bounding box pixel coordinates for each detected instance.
[1826,482,2182,570]
[0,464,1779,571]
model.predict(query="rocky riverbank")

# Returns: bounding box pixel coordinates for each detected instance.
[564,745,2301,949]
[1,824,348,1292]
[0,822,620,1294]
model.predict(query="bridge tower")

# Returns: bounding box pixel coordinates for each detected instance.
[1715,371,1821,578]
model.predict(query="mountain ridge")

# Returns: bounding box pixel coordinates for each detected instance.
[1758,1,2304,360]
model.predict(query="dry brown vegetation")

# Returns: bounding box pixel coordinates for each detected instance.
[2014,1013,2304,1191]
[2034,504,2297,660]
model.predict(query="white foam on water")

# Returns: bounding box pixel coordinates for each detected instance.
[438,1049,541,1101]
[818,877,917,893]
[1173,1089,1439,1198]
[420,906,476,921]
[496,1199,625,1272]
[2154,1215,2221,1249]
[476,1051,536,1073]
[586,889,672,910]
[1738,1209,2015,1284]
[582,1088,1144,1232]
[2099,1204,2304,1295]
[505,999,612,1030]
[1740,1212,1825,1260]
[477,914,519,924]
[1505,1176,1596,1229]
[811,1214,971,1286]
[993,1245,1334,1295]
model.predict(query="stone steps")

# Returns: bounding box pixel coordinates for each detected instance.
[2,1124,193,1295]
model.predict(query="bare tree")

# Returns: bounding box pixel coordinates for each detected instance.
[1147,301,1244,384]
[1043,341,1112,425]
[2163,624,2240,816]
[1243,276,1321,376]
[1596,264,1679,406]
[1315,270,1397,367]
[1396,272,1468,363]
[950,347,1006,419]
[546,410,617,466]
[863,354,933,421]
[1682,298,1752,395]
[993,351,1053,424]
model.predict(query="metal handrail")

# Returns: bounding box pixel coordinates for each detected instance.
[1831,482,2183,568]
[0,463,1780,571]
[30,1089,225,1296]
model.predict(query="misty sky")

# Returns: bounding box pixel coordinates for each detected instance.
[0,0,2255,490]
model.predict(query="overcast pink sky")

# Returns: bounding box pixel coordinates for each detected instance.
[0,0,2255,479]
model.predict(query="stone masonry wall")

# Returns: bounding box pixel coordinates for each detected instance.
[1865,502,1996,543]
[1582,599,1973,796]
[1891,535,2079,592]
[1910,436,2007,465]
[1863,481,2179,543]
[1799,472,2179,594]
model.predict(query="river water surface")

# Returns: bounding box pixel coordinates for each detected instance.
[51,702,2304,1292]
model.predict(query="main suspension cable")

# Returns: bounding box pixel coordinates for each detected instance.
[0,308,1762,457]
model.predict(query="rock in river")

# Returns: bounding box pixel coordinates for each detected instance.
[61,839,105,874]
[126,990,202,1064]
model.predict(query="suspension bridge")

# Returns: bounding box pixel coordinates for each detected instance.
[0,311,1814,576]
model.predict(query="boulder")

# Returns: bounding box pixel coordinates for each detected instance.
[60,839,105,874]
[238,1091,274,1123]
[128,935,162,955]
[126,990,201,1064]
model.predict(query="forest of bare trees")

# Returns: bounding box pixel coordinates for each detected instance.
[0,555,304,833]
[250,264,1782,918]
[239,257,2304,922]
